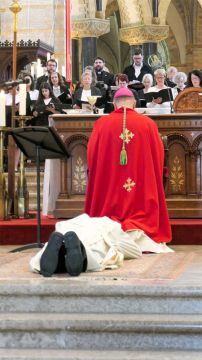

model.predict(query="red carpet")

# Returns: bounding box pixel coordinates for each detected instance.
[0,215,201,245]
[0,215,56,245]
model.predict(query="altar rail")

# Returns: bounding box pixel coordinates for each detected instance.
[51,112,202,219]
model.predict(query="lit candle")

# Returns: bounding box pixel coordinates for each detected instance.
[55,58,59,68]
[19,84,27,116]
[36,64,44,78]
[0,91,6,127]
[31,63,35,78]
[62,65,66,77]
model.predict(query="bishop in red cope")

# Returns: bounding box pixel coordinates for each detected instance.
[84,87,172,249]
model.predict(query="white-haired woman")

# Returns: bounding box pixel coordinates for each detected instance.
[166,66,178,87]
[138,73,153,106]
[73,72,101,109]
[172,72,187,99]
[146,68,173,111]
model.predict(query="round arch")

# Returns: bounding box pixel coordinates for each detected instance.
[166,2,187,64]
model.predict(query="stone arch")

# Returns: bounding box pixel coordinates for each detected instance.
[192,134,202,153]
[158,0,172,24]
[166,2,187,64]
[167,133,191,152]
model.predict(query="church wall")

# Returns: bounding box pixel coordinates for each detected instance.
[1,0,55,44]
[53,0,66,74]
[1,0,202,80]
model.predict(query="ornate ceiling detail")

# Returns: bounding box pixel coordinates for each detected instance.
[119,24,169,45]
[105,0,118,18]
[71,18,110,38]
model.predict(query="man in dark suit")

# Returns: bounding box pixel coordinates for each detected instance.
[35,59,58,90]
[36,59,68,90]
[123,48,153,86]
[93,56,115,112]
[94,56,115,89]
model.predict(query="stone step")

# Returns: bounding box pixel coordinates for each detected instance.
[0,313,202,350]
[1,349,202,360]
[1,282,202,315]
[55,196,85,209]
[54,208,82,218]
[5,171,44,211]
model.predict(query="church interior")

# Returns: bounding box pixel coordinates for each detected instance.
[1,0,202,358]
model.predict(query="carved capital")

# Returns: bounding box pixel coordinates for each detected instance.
[119,24,169,45]
[72,18,110,39]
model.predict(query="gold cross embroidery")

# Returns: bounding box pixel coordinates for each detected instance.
[123,178,136,192]
[120,128,134,144]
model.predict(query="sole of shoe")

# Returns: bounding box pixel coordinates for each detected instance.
[40,232,64,277]
[63,231,84,276]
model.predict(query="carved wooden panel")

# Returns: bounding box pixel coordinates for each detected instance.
[52,113,202,218]
[173,87,202,113]
[66,135,88,195]
[168,142,187,195]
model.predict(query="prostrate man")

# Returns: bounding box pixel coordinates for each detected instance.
[123,48,153,86]
[30,87,172,278]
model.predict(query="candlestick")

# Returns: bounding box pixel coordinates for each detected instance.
[19,84,26,115]
[0,90,6,127]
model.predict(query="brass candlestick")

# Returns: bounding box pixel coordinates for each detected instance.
[13,115,32,218]
[7,1,22,216]
[0,127,9,220]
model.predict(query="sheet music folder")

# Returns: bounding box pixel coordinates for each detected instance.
[144,88,173,103]
[58,92,72,104]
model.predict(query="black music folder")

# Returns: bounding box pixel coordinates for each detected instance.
[144,88,173,103]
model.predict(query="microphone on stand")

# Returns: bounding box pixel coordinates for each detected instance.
[165,79,174,113]
[0,78,29,89]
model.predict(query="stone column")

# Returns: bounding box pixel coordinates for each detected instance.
[152,0,158,17]
[120,23,169,65]
[142,43,157,64]
[72,18,110,79]
[81,37,97,70]
[72,39,79,82]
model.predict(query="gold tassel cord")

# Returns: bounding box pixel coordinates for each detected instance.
[120,106,127,165]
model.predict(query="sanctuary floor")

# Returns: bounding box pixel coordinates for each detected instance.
[0,245,202,287]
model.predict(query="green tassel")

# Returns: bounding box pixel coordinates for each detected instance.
[120,148,127,165]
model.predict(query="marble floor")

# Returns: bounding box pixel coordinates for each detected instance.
[0,245,202,287]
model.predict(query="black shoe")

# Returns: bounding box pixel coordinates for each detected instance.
[63,231,84,276]
[40,232,64,277]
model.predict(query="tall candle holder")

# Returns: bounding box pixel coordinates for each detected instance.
[7,1,22,216]
[13,115,32,218]
[0,127,9,220]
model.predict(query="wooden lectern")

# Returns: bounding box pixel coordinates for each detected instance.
[173,87,202,112]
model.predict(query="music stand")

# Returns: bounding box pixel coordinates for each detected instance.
[8,126,69,252]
